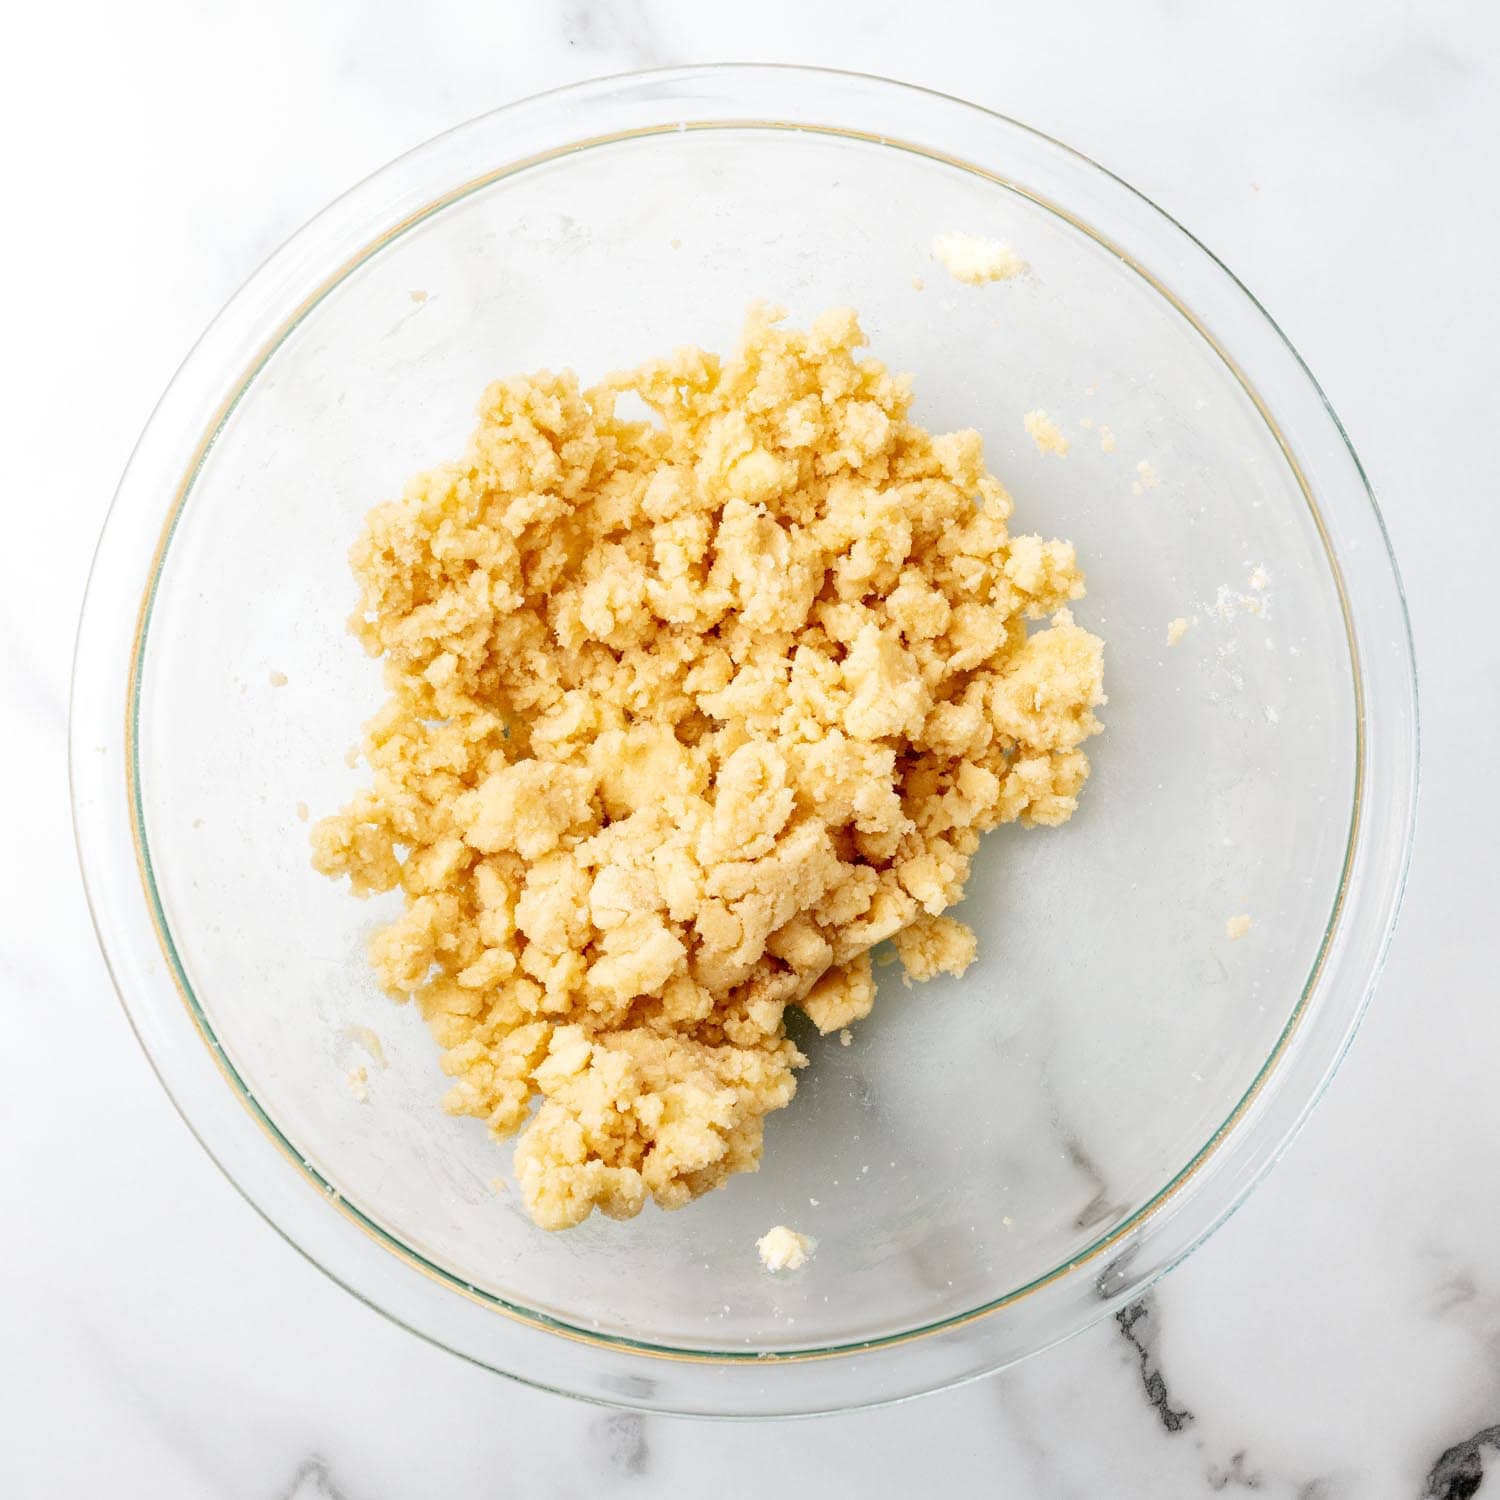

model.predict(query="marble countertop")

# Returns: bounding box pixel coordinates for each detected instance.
[5,1,1498,1494]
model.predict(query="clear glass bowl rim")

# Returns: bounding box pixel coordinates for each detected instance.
[69,63,1419,1417]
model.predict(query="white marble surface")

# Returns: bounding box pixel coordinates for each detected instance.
[3,0,1498,1494]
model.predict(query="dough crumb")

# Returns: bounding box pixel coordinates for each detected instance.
[1098,426,1117,454]
[295,800,309,822]
[1079,416,1095,430]
[1226,914,1252,941]
[1131,459,1160,496]
[346,1065,369,1102]
[1166,617,1191,647]
[409,289,429,304]
[893,914,978,981]
[313,306,1105,1232]
[344,1025,389,1069]
[758,1225,816,1272]
[931,231,1027,286]
[910,274,925,291]
[838,1029,853,1047]
[269,669,289,687]
[1211,577,1272,622]
[1023,409,1070,457]
[1248,565,1269,591]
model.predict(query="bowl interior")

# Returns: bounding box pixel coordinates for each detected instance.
[135,126,1355,1354]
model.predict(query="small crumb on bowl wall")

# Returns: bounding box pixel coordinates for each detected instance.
[1226,914,1252,941]
[1131,460,1160,495]
[295,800,309,822]
[931,230,1026,285]
[1023,409,1069,457]
[1098,425,1117,454]
[269,669,289,687]
[346,1065,369,1101]
[839,1028,853,1047]
[344,1025,389,1069]
[1166,617,1191,647]
[757,1225,816,1272]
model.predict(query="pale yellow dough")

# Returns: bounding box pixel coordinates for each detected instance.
[313,306,1105,1231]
[757,1224,815,1271]
[1023,409,1070,457]
[931,232,1027,286]
[1131,459,1160,496]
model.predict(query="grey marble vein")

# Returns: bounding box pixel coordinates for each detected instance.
[1295,1480,1342,1500]
[1064,1134,1126,1233]
[592,1410,651,1480]
[559,0,673,69]
[1423,1423,1500,1500]
[279,1456,352,1500]
[984,1374,1076,1500]
[1114,1298,1194,1434]
[1206,1448,1264,1491]
[1420,1247,1500,1369]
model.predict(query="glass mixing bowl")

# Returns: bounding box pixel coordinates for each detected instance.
[71,66,1417,1416]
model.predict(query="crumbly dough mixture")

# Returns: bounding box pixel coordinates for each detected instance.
[931,232,1027,286]
[758,1224,815,1271]
[313,306,1104,1231]
[1023,409,1070,458]
[1131,459,1160,495]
